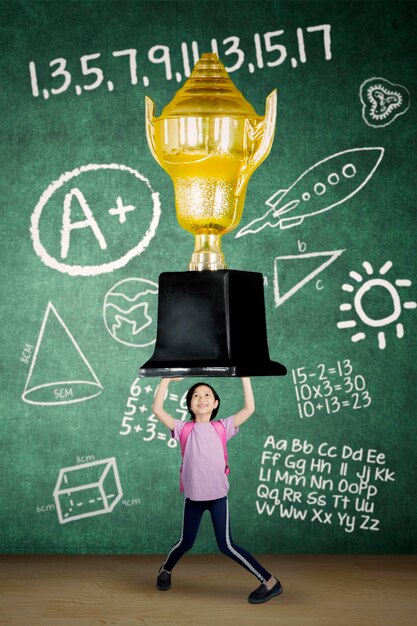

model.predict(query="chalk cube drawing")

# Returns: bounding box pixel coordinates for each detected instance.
[54,457,123,524]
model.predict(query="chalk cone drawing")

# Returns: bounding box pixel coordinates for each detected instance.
[54,457,123,524]
[103,278,158,347]
[337,260,416,349]
[236,147,384,237]
[22,302,103,405]
[360,77,411,128]
[274,250,345,307]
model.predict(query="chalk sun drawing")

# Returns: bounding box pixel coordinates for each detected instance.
[54,457,123,524]
[22,302,103,405]
[30,163,161,276]
[337,261,416,350]
[274,250,345,307]
[360,77,411,128]
[236,147,384,237]
[103,277,158,348]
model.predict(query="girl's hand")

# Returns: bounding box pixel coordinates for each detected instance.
[164,377,184,382]
[153,379,179,430]
[233,378,255,428]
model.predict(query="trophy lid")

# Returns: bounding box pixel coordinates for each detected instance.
[158,53,261,119]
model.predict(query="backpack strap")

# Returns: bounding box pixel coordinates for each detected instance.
[179,421,194,456]
[179,421,194,492]
[211,421,230,476]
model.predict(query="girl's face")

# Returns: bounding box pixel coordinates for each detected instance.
[190,385,219,421]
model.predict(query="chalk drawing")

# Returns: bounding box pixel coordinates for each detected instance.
[274,250,345,307]
[236,148,384,237]
[30,163,161,276]
[103,277,158,348]
[54,457,123,524]
[337,261,416,349]
[22,302,103,405]
[61,187,107,259]
[360,77,411,128]
[108,196,136,223]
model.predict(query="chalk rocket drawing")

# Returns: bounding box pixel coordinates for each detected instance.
[54,457,123,524]
[236,147,384,236]
[103,277,158,347]
[22,302,103,405]
[274,250,345,307]
[360,77,411,128]
[337,260,416,349]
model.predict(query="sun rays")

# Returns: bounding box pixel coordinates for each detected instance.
[337,261,416,349]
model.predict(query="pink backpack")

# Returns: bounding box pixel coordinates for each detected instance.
[179,420,230,492]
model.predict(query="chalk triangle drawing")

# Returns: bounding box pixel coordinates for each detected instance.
[273,250,345,307]
[22,301,103,405]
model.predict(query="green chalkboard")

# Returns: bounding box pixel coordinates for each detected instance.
[1,0,416,555]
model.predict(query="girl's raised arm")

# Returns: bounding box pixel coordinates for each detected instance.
[152,378,182,431]
[233,377,255,428]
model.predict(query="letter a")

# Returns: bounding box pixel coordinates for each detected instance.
[61,187,107,259]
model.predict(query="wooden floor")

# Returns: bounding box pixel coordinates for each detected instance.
[1,554,416,626]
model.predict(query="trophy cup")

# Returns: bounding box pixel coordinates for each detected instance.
[139,53,286,377]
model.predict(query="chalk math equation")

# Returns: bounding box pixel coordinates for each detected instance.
[119,378,186,447]
[256,437,396,533]
[291,359,372,419]
[28,24,332,100]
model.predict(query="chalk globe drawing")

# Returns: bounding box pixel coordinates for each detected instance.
[103,278,158,347]
[337,261,416,349]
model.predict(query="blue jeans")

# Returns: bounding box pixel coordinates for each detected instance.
[163,496,271,583]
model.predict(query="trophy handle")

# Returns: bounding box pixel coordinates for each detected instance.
[236,89,277,195]
[145,96,162,166]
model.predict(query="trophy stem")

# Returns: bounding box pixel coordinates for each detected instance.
[189,234,226,271]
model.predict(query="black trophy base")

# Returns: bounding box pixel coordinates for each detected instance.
[139,270,287,377]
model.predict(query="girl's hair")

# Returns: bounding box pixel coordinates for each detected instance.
[186,383,220,421]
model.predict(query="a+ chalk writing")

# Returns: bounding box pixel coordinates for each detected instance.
[108,196,136,223]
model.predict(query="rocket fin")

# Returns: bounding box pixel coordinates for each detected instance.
[279,215,305,229]
[266,189,287,208]
[236,207,277,238]
[273,199,300,217]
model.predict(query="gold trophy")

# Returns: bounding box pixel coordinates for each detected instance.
[139,53,286,377]
[145,53,277,271]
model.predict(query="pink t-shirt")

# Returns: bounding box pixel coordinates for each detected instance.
[171,416,239,501]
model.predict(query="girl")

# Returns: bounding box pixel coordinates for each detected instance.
[152,377,283,604]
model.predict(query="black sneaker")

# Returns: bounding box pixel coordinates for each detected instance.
[248,578,283,604]
[156,566,172,591]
